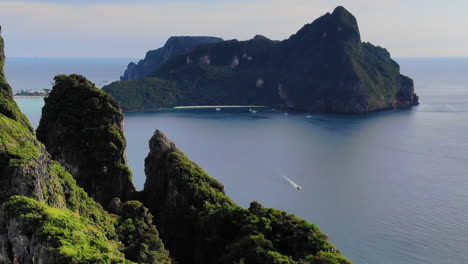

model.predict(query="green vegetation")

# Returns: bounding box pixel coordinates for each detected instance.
[144,131,351,264]
[116,200,171,264]
[37,74,135,206]
[4,196,133,264]
[0,114,41,167]
[105,6,417,114]
[101,78,179,110]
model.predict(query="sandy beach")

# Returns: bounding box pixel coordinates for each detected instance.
[173,105,265,109]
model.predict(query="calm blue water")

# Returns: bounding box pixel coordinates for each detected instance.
[9,58,468,264]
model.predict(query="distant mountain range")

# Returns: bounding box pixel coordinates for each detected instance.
[104,6,418,114]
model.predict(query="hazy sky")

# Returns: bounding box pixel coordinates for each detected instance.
[0,0,467,58]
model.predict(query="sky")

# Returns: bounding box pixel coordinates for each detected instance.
[0,0,467,58]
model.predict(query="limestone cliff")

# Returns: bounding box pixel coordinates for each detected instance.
[142,130,351,264]
[105,6,418,114]
[0,29,170,264]
[36,74,135,206]
[121,36,223,81]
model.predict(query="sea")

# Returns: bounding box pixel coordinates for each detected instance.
[6,57,468,264]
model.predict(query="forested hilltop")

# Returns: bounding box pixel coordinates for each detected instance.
[0,28,350,263]
[104,6,418,114]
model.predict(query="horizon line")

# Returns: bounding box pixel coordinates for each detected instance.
[7,56,468,60]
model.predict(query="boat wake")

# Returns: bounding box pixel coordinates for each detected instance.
[282,175,302,190]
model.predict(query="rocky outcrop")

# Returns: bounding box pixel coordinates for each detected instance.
[121,36,223,81]
[36,74,135,206]
[105,6,418,114]
[142,130,350,264]
[0,29,170,263]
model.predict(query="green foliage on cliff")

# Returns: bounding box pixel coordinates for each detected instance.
[37,74,135,206]
[0,114,41,167]
[116,200,171,264]
[105,6,417,114]
[4,196,133,264]
[144,130,351,264]
[46,162,118,231]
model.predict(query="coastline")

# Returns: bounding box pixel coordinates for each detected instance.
[123,105,266,113]
[13,95,46,98]
[174,105,265,109]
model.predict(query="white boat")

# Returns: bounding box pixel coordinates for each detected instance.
[252,110,257,114]
[284,112,289,116]
[282,175,302,191]
[215,108,221,111]
[306,115,312,118]
[248,109,253,112]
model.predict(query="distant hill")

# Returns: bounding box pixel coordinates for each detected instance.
[120,36,223,81]
[105,6,418,114]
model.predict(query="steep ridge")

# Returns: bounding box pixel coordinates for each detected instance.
[104,6,418,114]
[142,130,351,264]
[121,36,223,81]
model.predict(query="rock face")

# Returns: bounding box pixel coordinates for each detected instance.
[142,130,351,264]
[105,6,418,114]
[36,74,135,206]
[120,36,223,81]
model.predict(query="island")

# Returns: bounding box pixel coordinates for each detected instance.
[14,88,50,97]
[104,6,418,114]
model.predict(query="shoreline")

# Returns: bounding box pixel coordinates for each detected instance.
[124,105,266,113]
[13,95,46,98]
[174,105,265,109]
